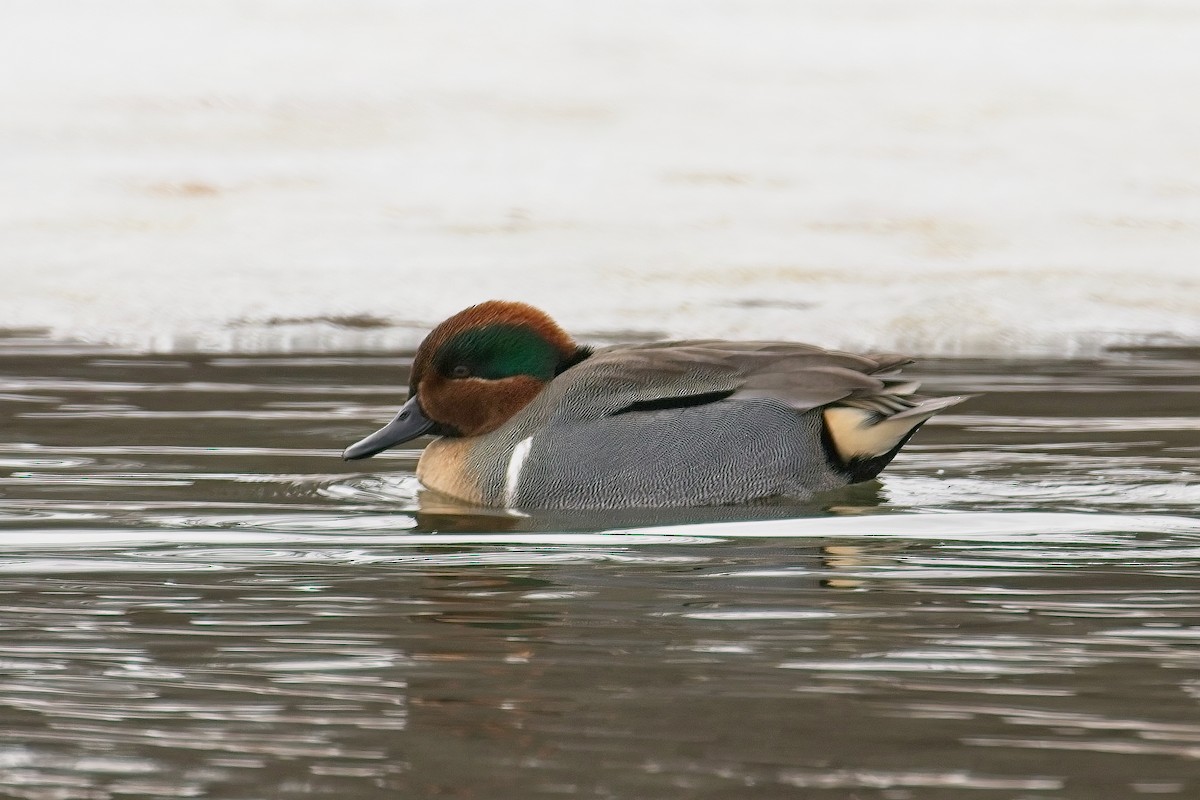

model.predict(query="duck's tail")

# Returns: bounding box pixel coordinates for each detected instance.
[822,392,973,483]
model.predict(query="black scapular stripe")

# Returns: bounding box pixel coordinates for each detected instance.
[612,390,736,416]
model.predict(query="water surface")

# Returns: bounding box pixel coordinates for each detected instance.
[0,336,1198,799]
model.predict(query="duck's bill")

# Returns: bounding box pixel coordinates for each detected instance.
[342,396,436,460]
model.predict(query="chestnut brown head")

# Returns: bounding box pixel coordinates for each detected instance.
[342,301,590,460]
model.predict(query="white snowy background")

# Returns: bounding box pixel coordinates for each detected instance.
[3,0,1198,355]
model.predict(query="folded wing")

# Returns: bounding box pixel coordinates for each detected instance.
[542,340,970,465]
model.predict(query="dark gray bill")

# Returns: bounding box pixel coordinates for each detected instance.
[342,396,436,460]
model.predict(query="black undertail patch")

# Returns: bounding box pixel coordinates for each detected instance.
[820,417,928,484]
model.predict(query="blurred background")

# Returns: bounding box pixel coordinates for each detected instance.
[4,0,1199,356]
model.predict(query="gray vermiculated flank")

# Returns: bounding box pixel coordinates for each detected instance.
[513,399,844,509]
[461,340,938,509]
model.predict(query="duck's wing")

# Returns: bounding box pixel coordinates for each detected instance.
[541,340,924,420]
[535,340,972,471]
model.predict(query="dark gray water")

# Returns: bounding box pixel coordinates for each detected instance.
[1,334,1198,799]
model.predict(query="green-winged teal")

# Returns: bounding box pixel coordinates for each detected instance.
[343,300,969,508]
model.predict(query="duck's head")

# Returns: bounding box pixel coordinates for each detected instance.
[342,301,589,460]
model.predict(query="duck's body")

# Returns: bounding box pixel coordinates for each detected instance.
[343,302,969,509]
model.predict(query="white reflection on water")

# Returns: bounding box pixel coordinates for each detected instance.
[612,512,1200,540]
[777,770,1063,790]
[0,512,1194,567]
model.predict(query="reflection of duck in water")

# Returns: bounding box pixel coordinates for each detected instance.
[344,301,968,509]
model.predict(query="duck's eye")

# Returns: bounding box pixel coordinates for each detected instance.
[450,365,471,379]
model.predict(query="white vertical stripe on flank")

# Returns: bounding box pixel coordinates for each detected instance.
[503,436,534,507]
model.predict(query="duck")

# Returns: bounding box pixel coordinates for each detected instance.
[342,300,969,509]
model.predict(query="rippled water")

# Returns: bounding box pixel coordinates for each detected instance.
[0,334,1198,799]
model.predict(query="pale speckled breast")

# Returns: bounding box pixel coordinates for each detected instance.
[415,438,486,505]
